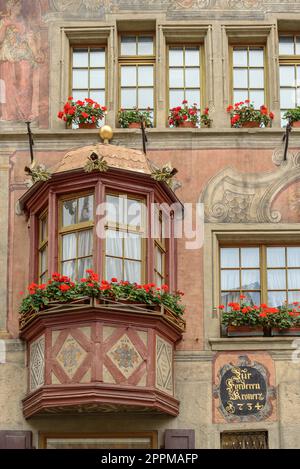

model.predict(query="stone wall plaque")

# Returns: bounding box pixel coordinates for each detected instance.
[213,353,277,423]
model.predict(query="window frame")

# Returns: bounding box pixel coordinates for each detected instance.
[69,44,107,107]
[219,243,300,307]
[278,33,300,125]
[154,209,167,287]
[229,44,268,109]
[39,432,158,449]
[38,209,48,284]
[118,32,156,126]
[103,191,147,284]
[166,43,205,124]
[58,191,95,280]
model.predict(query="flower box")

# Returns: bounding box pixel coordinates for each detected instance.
[226,325,264,337]
[241,121,260,128]
[58,97,106,127]
[118,108,152,128]
[128,122,142,129]
[271,327,300,336]
[178,121,196,128]
[78,123,97,129]
[292,121,300,128]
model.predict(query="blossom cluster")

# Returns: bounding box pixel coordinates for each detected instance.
[58,97,107,126]
[20,270,185,318]
[226,100,274,127]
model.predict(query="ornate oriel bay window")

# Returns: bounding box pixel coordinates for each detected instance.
[19,142,184,418]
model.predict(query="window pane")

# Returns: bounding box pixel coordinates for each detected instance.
[233,49,247,67]
[138,88,153,109]
[40,248,47,273]
[121,89,136,108]
[106,195,123,224]
[41,218,47,242]
[72,69,89,89]
[78,257,92,279]
[90,48,105,67]
[234,90,248,104]
[249,49,264,67]
[90,69,105,88]
[89,90,105,104]
[126,198,142,227]
[267,269,286,289]
[124,260,141,283]
[296,37,300,55]
[221,270,239,290]
[249,90,265,108]
[280,88,296,108]
[156,246,162,273]
[169,89,184,108]
[185,47,199,66]
[72,49,88,67]
[124,233,141,260]
[280,65,295,87]
[185,68,200,87]
[121,66,136,86]
[138,66,153,86]
[78,230,93,257]
[246,291,261,306]
[233,69,248,88]
[138,36,153,55]
[279,36,294,55]
[72,90,87,101]
[288,291,300,303]
[287,247,300,267]
[106,230,123,257]
[62,199,77,226]
[267,247,285,267]
[121,36,136,55]
[221,291,240,309]
[297,66,300,87]
[169,68,184,88]
[62,260,75,280]
[288,269,300,289]
[185,89,200,107]
[249,68,264,88]
[241,270,260,290]
[78,195,93,222]
[241,247,260,268]
[220,248,239,268]
[106,257,122,281]
[169,48,184,66]
[62,233,76,260]
[268,291,286,308]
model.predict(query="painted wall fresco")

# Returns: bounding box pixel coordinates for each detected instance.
[0,0,49,126]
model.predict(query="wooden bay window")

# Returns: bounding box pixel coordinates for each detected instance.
[38,211,48,284]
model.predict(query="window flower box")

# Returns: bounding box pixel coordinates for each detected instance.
[218,296,300,338]
[227,100,274,128]
[57,97,107,128]
[118,108,152,128]
[283,107,300,127]
[168,101,212,128]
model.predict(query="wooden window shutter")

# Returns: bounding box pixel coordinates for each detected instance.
[164,429,195,449]
[0,431,33,449]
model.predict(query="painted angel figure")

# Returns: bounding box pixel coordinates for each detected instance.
[0,0,45,121]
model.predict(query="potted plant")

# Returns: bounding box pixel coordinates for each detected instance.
[227,100,274,128]
[58,97,107,128]
[118,107,153,129]
[168,100,199,128]
[218,296,300,337]
[200,107,212,128]
[19,270,185,328]
[283,107,300,127]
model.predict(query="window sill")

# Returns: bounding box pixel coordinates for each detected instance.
[209,336,299,352]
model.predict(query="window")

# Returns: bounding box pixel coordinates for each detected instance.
[40,432,157,449]
[119,34,155,122]
[279,35,300,126]
[221,431,268,449]
[59,194,94,280]
[38,212,48,283]
[220,246,300,309]
[105,194,146,283]
[154,209,166,287]
[231,46,265,108]
[71,47,106,105]
[168,45,202,111]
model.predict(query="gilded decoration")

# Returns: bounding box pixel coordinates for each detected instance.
[200,151,300,223]
[156,336,173,395]
[56,335,87,378]
[107,334,143,379]
[30,335,45,391]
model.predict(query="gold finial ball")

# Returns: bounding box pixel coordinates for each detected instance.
[99,125,113,144]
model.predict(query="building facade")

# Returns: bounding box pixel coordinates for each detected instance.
[1,0,300,449]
